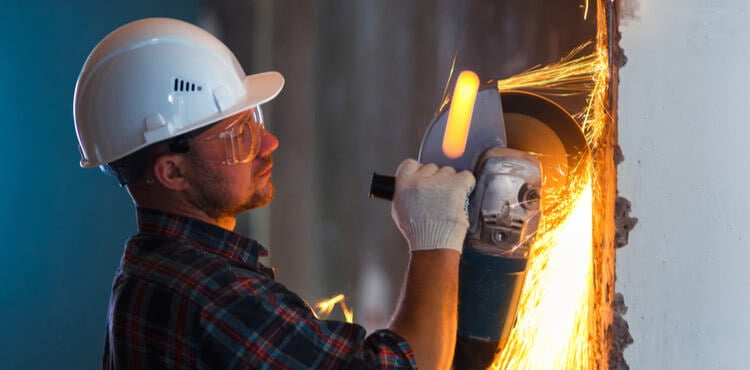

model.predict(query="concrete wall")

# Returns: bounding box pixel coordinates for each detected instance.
[616,0,750,368]
[0,2,198,369]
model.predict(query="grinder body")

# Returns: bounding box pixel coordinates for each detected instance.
[453,147,541,369]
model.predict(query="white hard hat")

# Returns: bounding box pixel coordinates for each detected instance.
[73,17,284,168]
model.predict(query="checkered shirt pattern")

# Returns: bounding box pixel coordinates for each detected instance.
[102,208,416,369]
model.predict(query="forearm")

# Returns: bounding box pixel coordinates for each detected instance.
[387,159,474,369]
[389,249,460,370]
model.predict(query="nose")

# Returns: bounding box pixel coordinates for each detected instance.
[259,129,279,157]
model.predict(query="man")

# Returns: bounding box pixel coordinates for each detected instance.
[75,18,474,369]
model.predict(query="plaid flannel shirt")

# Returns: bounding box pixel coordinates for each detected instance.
[103,208,416,369]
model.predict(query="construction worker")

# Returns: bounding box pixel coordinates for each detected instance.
[74,18,475,369]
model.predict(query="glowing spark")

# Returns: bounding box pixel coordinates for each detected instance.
[487,0,613,367]
[315,294,354,323]
[492,174,594,369]
[443,70,480,159]
[440,51,460,113]
[584,0,591,20]
[496,42,602,95]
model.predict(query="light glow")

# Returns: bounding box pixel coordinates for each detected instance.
[442,70,480,159]
[492,175,595,369]
[314,294,354,323]
[489,0,613,367]
[584,0,591,20]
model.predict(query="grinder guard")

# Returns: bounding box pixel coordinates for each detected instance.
[466,147,542,259]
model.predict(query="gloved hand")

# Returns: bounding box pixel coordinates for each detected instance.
[391,159,476,253]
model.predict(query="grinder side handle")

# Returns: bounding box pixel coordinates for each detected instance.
[369,173,395,201]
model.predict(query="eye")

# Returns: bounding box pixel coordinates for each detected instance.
[223,121,248,142]
[234,121,246,137]
[238,120,255,140]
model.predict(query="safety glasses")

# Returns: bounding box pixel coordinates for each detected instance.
[201,107,265,165]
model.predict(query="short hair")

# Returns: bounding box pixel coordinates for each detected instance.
[101,124,214,186]
[102,144,159,186]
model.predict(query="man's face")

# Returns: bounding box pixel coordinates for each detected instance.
[182,110,279,220]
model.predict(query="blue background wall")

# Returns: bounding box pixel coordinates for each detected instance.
[0,2,199,369]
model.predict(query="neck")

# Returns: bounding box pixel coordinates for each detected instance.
[129,187,237,231]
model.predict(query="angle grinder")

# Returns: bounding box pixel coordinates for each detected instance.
[370,85,587,369]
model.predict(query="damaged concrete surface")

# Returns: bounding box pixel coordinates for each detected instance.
[609,293,634,370]
[615,196,638,249]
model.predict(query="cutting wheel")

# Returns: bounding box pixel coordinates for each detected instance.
[418,88,588,189]
[500,89,589,190]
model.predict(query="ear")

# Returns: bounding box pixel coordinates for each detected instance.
[152,154,189,191]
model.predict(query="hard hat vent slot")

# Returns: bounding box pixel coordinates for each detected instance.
[173,78,203,92]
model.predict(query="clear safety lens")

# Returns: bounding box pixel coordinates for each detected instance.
[204,107,265,165]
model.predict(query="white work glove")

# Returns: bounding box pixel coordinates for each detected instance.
[391,159,476,253]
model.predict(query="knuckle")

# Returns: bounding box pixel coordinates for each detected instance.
[438,166,456,175]
[396,158,419,176]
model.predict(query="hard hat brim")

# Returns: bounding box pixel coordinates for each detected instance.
[242,71,285,110]
[189,70,285,135]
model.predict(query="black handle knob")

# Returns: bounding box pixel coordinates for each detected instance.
[369,173,395,201]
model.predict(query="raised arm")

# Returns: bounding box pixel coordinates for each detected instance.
[388,159,475,369]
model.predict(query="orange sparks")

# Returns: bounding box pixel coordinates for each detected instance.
[443,70,480,159]
[492,167,595,369]
[489,0,613,368]
[584,0,591,20]
[314,294,354,323]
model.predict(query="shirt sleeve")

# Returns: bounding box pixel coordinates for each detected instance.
[198,270,417,370]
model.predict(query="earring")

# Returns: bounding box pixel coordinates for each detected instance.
[146,178,155,185]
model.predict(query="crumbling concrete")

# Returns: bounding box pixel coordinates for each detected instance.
[609,292,634,370]
[615,196,638,249]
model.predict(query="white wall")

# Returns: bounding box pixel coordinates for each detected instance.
[616,0,750,368]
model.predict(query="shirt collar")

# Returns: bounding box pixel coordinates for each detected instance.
[135,207,270,270]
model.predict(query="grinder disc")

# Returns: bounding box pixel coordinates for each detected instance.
[500,89,589,190]
[418,87,588,188]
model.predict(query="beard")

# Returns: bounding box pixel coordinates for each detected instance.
[185,155,274,221]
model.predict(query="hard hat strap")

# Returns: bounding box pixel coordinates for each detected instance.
[100,163,130,187]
